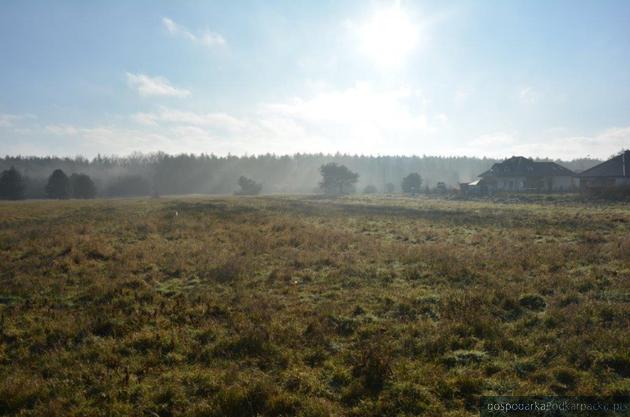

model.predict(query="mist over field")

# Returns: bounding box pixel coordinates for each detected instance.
[0,154,602,198]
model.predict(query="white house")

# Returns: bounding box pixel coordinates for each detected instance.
[477,156,577,193]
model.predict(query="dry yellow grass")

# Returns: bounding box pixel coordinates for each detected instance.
[0,195,628,416]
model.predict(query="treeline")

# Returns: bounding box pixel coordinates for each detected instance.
[0,152,601,199]
[0,167,97,200]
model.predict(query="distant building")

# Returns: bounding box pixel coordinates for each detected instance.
[477,156,577,193]
[578,150,630,190]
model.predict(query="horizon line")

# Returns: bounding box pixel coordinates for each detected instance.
[1,151,608,162]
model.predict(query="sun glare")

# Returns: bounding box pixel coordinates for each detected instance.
[357,5,419,68]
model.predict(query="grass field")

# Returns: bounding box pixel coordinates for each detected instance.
[0,195,628,416]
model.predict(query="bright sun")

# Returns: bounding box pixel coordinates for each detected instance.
[357,5,419,67]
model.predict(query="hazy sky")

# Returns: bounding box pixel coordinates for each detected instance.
[1,0,629,159]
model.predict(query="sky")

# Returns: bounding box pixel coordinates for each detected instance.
[1,0,629,160]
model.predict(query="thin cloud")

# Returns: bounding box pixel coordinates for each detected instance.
[126,83,443,155]
[46,124,80,135]
[162,17,226,48]
[0,113,35,127]
[35,109,630,160]
[263,82,430,130]
[131,108,249,132]
[461,127,630,160]
[126,73,191,98]
[471,132,517,147]
[518,86,540,104]
[0,114,21,127]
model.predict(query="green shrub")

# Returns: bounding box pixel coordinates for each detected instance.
[0,374,44,415]
[519,294,546,311]
[596,354,630,377]
[553,367,579,388]
[351,344,393,395]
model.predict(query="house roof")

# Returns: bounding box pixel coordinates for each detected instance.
[578,151,630,177]
[479,156,576,178]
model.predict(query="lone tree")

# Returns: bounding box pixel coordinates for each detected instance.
[0,166,25,200]
[70,173,97,199]
[235,176,262,195]
[384,182,395,194]
[401,173,423,195]
[319,163,359,195]
[45,169,70,199]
